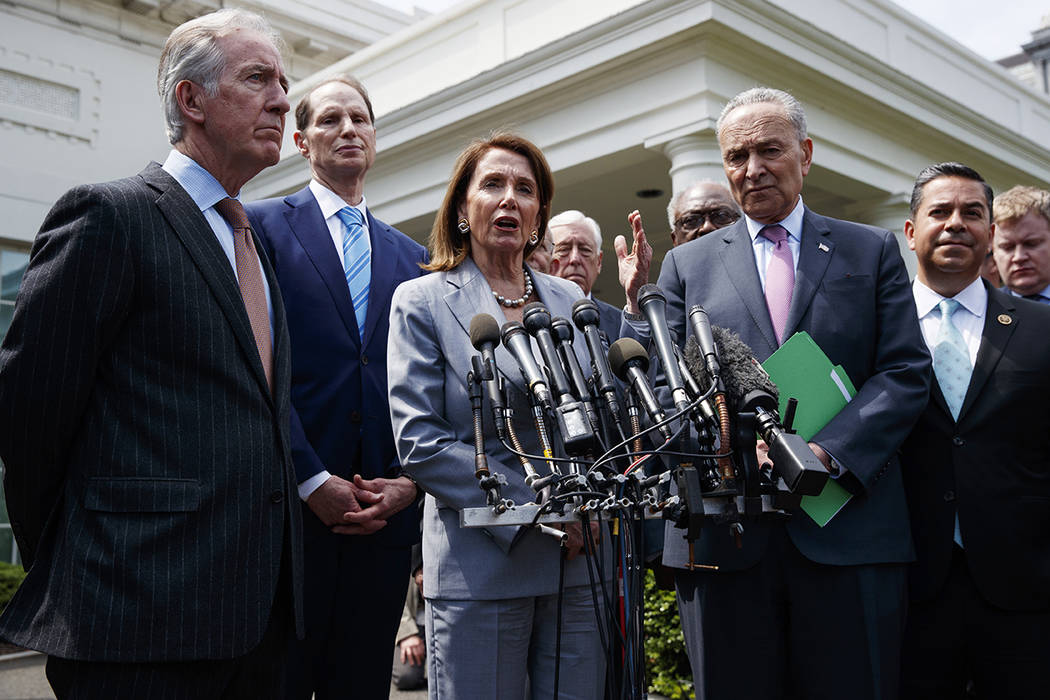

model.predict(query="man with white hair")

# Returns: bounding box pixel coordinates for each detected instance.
[549,209,620,340]
[0,9,302,697]
[616,86,931,700]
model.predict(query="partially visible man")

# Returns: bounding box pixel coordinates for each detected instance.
[666,180,740,246]
[549,209,620,340]
[526,229,553,273]
[616,87,931,700]
[246,75,426,699]
[979,251,1002,288]
[0,9,302,697]
[900,162,1050,698]
[992,185,1050,304]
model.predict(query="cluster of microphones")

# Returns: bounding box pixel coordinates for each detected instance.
[464,284,829,541]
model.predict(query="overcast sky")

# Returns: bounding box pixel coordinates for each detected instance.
[376,0,1047,62]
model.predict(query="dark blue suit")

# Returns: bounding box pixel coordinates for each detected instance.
[640,209,932,699]
[247,186,427,699]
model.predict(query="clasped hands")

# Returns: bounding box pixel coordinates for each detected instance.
[306,473,418,534]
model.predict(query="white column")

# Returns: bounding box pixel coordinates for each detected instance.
[845,194,916,279]
[660,131,727,196]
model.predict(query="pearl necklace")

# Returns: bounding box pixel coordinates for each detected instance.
[492,268,534,308]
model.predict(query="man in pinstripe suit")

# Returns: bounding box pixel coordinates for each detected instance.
[0,9,303,698]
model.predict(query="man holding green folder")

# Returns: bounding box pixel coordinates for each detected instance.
[616,87,932,700]
[899,163,1050,698]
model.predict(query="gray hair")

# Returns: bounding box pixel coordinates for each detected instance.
[666,180,740,229]
[158,8,284,145]
[548,210,602,250]
[716,87,808,143]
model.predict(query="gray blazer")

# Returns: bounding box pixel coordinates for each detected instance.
[389,257,609,600]
[0,163,303,661]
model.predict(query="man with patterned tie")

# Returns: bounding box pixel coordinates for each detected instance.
[0,9,303,697]
[991,185,1050,305]
[246,76,427,699]
[899,163,1050,698]
[615,86,931,699]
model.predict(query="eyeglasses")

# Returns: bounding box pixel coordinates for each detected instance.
[674,208,739,231]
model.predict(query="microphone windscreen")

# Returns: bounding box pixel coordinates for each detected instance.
[608,337,648,381]
[469,313,501,350]
[637,284,665,307]
[571,298,600,329]
[683,327,777,404]
[712,326,778,403]
[522,301,551,334]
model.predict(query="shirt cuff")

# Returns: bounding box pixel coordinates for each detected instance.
[298,471,332,501]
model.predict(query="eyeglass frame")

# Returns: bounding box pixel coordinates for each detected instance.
[673,207,740,232]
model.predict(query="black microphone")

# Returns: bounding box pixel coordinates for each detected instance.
[608,337,673,441]
[688,304,722,389]
[637,284,690,415]
[522,303,595,454]
[500,321,554,411]
[522,302,575,404]
[683,328,828,495]
[550,317,593,405]
[469,313,509,440]
[572,298,624,426]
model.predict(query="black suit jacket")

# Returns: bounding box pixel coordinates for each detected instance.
[0,163,303,661]
[901,284,1050,610]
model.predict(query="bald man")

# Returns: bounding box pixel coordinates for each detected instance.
[667,181,740,246]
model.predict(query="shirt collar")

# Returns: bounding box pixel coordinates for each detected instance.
[162,149,231,212]
[745,196,805,243]
[309,179,367,222]
[1007,283,1050,300]
[913,277,987,319]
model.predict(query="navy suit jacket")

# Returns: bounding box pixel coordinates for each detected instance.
[648,209,932,570]
[901,284,1050,610]
[595,296,622,344]
[247,187,428,546]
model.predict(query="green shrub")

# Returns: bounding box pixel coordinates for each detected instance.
[643,569,694,699]
[0,561,26,614]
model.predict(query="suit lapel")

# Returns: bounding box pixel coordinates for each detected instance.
[718,221,778,350]
[141,163,272,398]
[283,189,360,345]
[443,258,529,397]
[786,209,834,339]
[361,211,397,347]
[958,287,1015,421]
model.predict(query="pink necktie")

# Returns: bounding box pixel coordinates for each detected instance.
[760,224,794,345]
[213,197,274,391]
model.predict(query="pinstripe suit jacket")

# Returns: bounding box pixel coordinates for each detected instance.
[0,162,304,662]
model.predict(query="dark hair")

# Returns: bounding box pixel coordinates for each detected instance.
[295,76,374,132]
[910,162,993,221]
[424,130,554,272]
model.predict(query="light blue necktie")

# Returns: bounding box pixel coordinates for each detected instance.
[932,298,971,421]
[337,206,370,335]
[933,298,972,548]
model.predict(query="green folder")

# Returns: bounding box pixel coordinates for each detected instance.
[762,332,855,526]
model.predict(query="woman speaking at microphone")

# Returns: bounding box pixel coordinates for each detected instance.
[387,131,606,699]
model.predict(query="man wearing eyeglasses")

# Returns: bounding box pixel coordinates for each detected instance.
[549,209,621,341]
[668,181,741,246]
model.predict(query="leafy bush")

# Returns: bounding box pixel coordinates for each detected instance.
[0,561,26,614]
[643,569,694,699]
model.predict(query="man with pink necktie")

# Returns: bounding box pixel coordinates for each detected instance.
[615,87,932,700]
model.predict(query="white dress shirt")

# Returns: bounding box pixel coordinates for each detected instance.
[912,277,986,367]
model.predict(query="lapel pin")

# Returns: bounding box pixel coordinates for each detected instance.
[817,242,830,253]
[997,313,1012,325]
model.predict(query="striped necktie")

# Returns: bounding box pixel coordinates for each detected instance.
[213,197,273,392]
[336,206,370,335]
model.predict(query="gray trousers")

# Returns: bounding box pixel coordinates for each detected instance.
[424,585,605,699]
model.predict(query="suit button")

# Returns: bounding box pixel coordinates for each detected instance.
[361,354,369,365]
[943,490,955,502]
[350,411,362,423]
[270,490,284,504]
[952,436,964,446]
